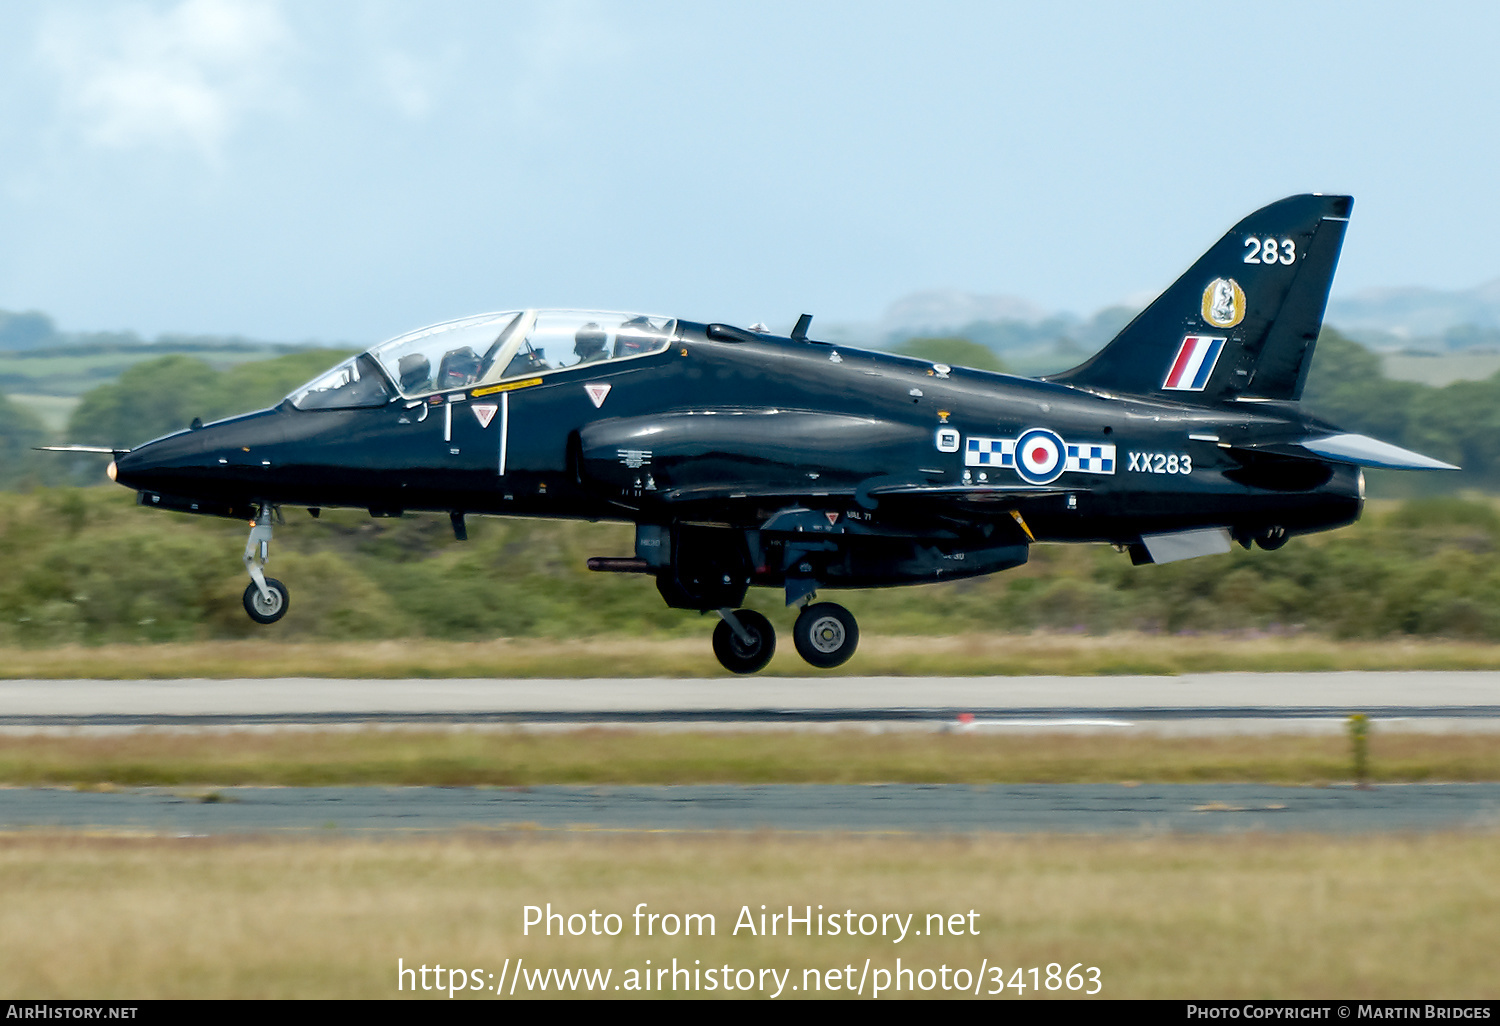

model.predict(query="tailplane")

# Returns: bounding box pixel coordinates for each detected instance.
[1048,194,1351,404]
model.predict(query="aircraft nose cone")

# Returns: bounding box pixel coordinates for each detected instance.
[111,429,206,492]
[111,406,289,514]
[110,421,265,521]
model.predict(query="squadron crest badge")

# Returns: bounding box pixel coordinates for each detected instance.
[1201,277,1245,328]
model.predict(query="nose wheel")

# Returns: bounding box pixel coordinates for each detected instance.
[792,602,859,668]
[242,505,289,624]
[243,578,290,624]
[712,609,776,674]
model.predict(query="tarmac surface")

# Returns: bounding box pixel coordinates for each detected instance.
[3,783,1498,835]
[3,672,1498,834]
[3,671,1500,734]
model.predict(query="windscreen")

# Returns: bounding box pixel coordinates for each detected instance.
[287,355,391,410]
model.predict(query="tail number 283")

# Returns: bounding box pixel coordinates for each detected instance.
[1128,452,1192,475]
[1244,237,1296,264]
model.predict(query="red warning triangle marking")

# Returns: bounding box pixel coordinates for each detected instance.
[825,512,839,525]
[472,403,498,428]
[585,383,611,408]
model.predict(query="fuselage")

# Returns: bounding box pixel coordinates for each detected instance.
[112,317,1363,557]
[82,195,1436,671]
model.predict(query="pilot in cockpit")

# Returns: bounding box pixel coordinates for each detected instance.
[614,315,660,358]
[573,322,609,365]
[397,354,431,394]
[437,346,481,390]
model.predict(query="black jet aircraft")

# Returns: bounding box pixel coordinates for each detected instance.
[69,194,1457,672]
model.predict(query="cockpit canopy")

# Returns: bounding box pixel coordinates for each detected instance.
[287,310,677,411]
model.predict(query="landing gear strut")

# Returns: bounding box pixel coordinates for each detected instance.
[712,608,775,674]
[242,505,289,624]
[792,602,859,668]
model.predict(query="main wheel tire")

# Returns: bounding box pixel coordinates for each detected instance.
[243,578,290,624]
[712,609,776,674]
[793,602,859,668]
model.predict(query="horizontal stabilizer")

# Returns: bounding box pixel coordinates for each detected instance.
[1297,434,1457,471]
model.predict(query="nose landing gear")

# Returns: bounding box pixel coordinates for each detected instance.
[242,505,289,624]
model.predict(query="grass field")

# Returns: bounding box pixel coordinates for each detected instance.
[9,632,1500,678]
[4,728,1497,787]
[0,832,1494,999]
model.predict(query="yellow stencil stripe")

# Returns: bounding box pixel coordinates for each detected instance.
[471,378,542,398]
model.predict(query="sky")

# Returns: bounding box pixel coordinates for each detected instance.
[2,0,1499,345]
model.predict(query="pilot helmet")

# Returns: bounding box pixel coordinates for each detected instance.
[615,315,658,356]
[574,322,608,359]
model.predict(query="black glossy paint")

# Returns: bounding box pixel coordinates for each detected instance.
[114,195,1388,616]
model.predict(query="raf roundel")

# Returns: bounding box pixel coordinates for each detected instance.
[1013,427,1066,484]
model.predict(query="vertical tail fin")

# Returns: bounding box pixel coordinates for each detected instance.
[1047,194,1351,404]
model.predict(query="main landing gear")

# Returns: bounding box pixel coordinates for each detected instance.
[792,602,860,669]
[711,600,860,674]
[242,505,290,624]
[712,609,775,674]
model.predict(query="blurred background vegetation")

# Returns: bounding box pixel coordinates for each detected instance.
[7,314,1500,647]
[3,485,1500,647]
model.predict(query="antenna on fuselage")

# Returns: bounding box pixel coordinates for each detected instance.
[790,313,813,341]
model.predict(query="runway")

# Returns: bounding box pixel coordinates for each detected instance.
[4,783,1498,835]
[3,673,1498,834]
[2,672,1499,733]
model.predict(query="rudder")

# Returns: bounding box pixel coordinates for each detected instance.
[1047,194,1351,403]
